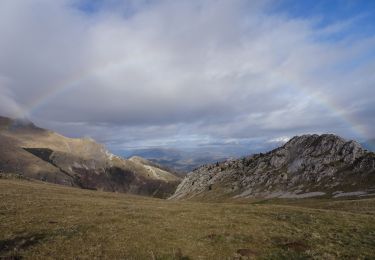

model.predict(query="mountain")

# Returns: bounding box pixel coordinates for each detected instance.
[170,134,375,200]
[124,148,245,174]
[123,139,285,174]
[0,116,180,198]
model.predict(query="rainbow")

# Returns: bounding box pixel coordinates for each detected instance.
[21,56,127,119]
[270,70,370,141]
[21,64,370,141]
[296,86,370,140]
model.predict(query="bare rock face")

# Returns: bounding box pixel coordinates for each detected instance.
[170,134,375,200]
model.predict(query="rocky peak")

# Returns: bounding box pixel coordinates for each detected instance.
[170,134,375,200]
[271,134,365,168]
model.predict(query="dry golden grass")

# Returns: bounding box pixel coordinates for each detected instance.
[1,179,375,259]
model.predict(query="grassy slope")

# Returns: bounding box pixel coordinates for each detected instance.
[1,179,375,259]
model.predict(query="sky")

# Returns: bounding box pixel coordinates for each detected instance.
[0,0,374,156]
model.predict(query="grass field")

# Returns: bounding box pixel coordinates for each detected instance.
[1,179,375,259]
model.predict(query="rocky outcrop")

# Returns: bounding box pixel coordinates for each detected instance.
[170,134,375,200]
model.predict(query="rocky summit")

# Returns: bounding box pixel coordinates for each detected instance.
[170,134,375,200]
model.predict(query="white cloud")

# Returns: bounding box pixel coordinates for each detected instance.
[268,136,291,144]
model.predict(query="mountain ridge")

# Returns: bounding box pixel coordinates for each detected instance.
[170,134,375,200]
[0,116,180,198]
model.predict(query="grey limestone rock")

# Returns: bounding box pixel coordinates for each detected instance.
[170,134,375,200]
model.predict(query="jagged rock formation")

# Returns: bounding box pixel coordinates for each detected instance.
[170,134,375,200]
[0,116,180,198]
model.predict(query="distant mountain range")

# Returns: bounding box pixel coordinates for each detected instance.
[0,116,180,198]
[171,134,375,200]
[124,148,228,175]
[123,141,282,174]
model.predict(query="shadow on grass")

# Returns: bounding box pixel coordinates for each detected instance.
[0,233,47,259]
[0,224,92,259]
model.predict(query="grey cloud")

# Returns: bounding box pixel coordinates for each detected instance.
[0,0,374,155]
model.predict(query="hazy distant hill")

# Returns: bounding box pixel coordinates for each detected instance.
[0,116,180,198]
[363,139,375,151]
[171,134,375,200]
[124,142,281,174]
[125,148,229,174]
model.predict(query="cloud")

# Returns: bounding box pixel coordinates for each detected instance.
[0,76,24,117]
[0,0,374,154]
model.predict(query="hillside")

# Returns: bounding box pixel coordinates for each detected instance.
[1,178,375,259]
[171,134,375,200]
[0,116,180,198]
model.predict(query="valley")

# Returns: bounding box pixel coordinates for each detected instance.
[1,1,375,259]
[1,116,375,259]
